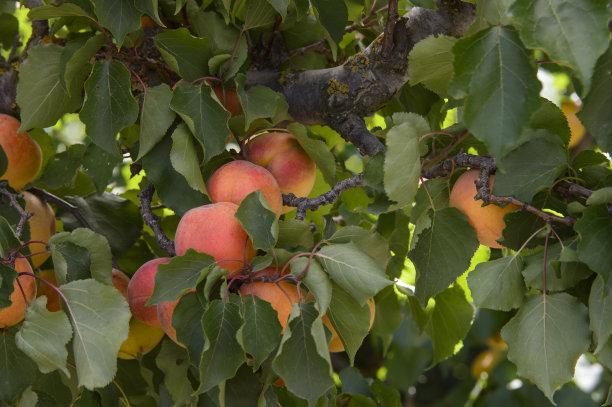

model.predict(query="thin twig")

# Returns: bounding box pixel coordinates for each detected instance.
[138,184,176,256]
[0,183,33,240]
[283,173,364,220]
[27,188,92,229]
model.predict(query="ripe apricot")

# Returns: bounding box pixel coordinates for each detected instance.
[211,84,242,117]
[112,268,130,301]
[561,100,586,148]
[324,298,375,353]
[0,257,37,327]
[449,170,519,249]
[207,160,283,217]
[22,191,55,268]
[239,280,301,332]
[118,317,165,360]
[245,132,316,213]
[0,114,42,190]
[127,258,171,326]
[174,202,256,274]
[36,268,60,312]
[157,294,192,348]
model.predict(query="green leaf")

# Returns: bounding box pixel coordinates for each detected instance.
[59,34,106,94]
[0,217,21,258]
[0,327,38,402]
[510,0,610,93]
[30,371,72,407]
[91,0,141,47]
[80,60,139,156]
[235,191,279,250]
[60,193,143,259]
[156,340,195,405]
[277,219,314,249]
[501,293,590,402]
[235,75,290,130]
[409,207,479,305]
[27,3,89,19]
[317,243,392,306]
[170,123,207,193]
[149,249,215,305]
[36,144,85,189]
[575,204,612,283]
[61,279,131,389]
[408,285,474,366]
[134,0,165,26]
[265,0,289,18]
[170,82,231,162]
[173,291,206,364]
[370,286,404,354]
[0,14,18,51]
[586,186,612,206]
[522,243,593,292]
[529,98,571,146]
[589,275,612,353]
[196,298,244,393]
[498,209,546,251]
[449,26,542,163]
[0,263,17,310]
[326,283,372,364]
[16,44,84,131]
[408,34,457,96]
[238,294,283,369]
[579,44,612,153]
[290,257,331,315]
[154,28,213,81]
[311,0,348,45]
[493,135,567,202]
[288,123,337,187]
[49,228,112,286]
[384,114,427,209]
[82,143,123,195]
[141,134,209,215]
[329,226,391,270]
[243,0,277,29]
[15,297,72,376]
[467,255,525,311]
[137,84,176,160]
[272,302,334,403]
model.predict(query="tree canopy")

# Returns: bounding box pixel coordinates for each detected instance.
[0,0,611,406]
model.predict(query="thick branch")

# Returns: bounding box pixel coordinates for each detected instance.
[138,184,176,257]
[283,173,364,220]
[246,0,475,156]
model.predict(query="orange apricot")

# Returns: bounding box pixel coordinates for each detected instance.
[238,280,301,332]
[0,257,37,327]
[127,258,171,326]
[22,191,55,268]
[0,114,42,190]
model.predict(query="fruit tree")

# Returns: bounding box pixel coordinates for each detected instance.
[0,0,611,406]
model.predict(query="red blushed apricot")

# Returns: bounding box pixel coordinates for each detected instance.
[207,160,283,217]
[211,84,243,117]
[238,281,301,332]
[0,114,42,190]
[174,202,256,274]
[157,292,196,348]
[127,258,171,327]
[22,191,56,268]
[245,132,316,213]
[0,257,37,328]
[449,170,519,249]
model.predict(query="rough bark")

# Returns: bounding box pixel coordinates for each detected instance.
[246,0,476,156]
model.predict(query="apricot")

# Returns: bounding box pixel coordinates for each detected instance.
[0,257,37,327]
[22,191,55,268]
[174,202,256,274]
[449,170,519,249]
[561,100,586,148]
[0,114,42,190]
[157,296,183,347]
[238,280,301,332]
[324,298,375,353]
[36,269,60,312]
[118,317,165,359]
[127,258,171,326]
[245,132,316,213]
[207,160,283,217]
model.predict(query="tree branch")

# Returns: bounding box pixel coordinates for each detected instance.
[0,183,33,240]
[246,0,476,156]
[283,173,364,220]
[27,187,93,229]
[138,184,176,257]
